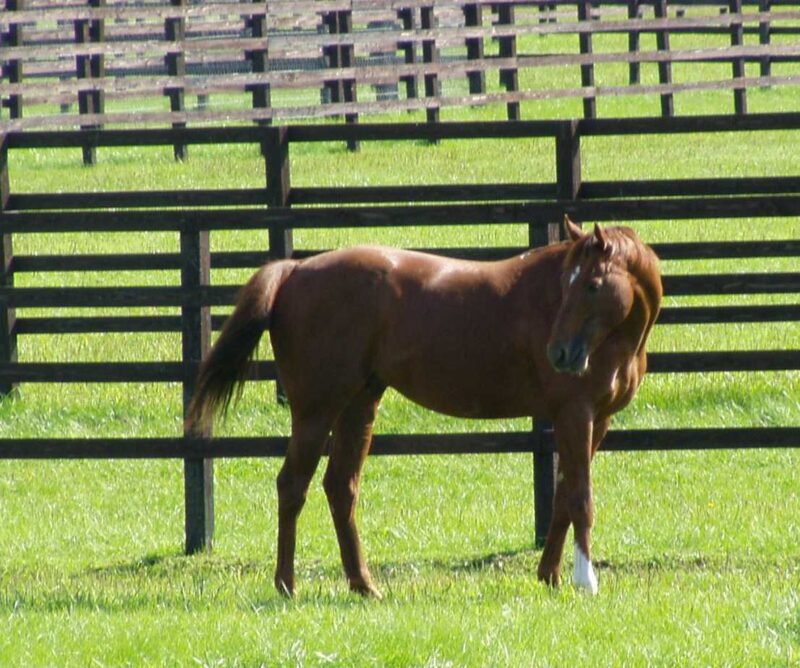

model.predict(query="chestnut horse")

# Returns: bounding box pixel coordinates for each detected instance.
[187,217,662,597]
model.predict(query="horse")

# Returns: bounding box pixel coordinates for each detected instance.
[186,216,662,597]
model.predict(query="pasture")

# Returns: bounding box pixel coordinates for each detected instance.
[1,100,799,664]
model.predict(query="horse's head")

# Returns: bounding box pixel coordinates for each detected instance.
[546,216,661,376]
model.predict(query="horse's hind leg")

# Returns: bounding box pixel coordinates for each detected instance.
[274,415,332,597]
[323,387,383,598]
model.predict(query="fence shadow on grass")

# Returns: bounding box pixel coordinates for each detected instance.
[593,553,800,575]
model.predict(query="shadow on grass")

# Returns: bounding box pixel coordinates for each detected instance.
[449,547,537,573]
[3,549,797,615]
[84,551,171,576]
[594,553,800,575]
[0,547,538,615]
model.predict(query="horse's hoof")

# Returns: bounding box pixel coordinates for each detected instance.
[537,568,561,588]
[274,577,295,598]
[350,581,383,599]
[573,544,599,595]
[574,578,599,596]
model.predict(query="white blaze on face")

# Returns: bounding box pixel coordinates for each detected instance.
[568,265,581,287]
[573,543,599,595]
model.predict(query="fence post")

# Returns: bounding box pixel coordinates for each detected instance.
[627,0,641,85]
[181,223,214,554]
[654,0,674,116]
[322,10,358,151]
[264,127,292,249]
[577,0,596,119]
[247,0,271,125]
[729,0,747,114]
[4,0,25,121]
[529,219,560,548]
[531,120,582,547]
[463,3,486,96]
[495,4,520,121]
[420,5,441,129]
[338,10,358,152]
[74,17,91,162]
[74,0,105,165]
[165,0,188,161]
[322,12,342,111]
[759,0,771,81]
[0,135,17,399]
[264,126,292,404]
[89,0,106,130]
[556,119,581,203]
[397,8,419,104]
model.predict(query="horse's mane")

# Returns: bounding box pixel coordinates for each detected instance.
[607,226,663,351]
[607,226,662,307]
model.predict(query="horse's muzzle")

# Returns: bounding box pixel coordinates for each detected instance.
[546,338,589,375]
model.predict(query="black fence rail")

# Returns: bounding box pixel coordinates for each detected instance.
[0,113,798,552]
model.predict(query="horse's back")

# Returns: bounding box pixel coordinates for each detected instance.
[295,244,473,279]
[271,244,514,341]
[285,244,523,303]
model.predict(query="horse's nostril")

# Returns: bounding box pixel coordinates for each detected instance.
[568,344,584,367]
[548,339,589,374]
[547,344,567,369]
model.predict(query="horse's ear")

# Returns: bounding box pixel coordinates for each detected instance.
[564,215,584,242]
[593,223,611,254]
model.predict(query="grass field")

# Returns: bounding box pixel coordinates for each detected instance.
[1,80,799,666]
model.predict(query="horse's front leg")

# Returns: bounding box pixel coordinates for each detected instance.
[536,464,573,588]
[537,408,602,594]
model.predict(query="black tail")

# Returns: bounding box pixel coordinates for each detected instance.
[186,260,294,435]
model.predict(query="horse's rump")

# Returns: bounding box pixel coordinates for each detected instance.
[186,259,296,433]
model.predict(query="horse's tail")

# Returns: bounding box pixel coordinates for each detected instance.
[186,260,295,435]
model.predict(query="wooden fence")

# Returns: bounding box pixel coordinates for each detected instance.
[3,0,800,159]
[0,114,799,552]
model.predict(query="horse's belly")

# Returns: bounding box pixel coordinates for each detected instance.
[380,358,540,419]
[396,387,532,420]
[375,300,544,419]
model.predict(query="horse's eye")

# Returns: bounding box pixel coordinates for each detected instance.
[587,279,602,293]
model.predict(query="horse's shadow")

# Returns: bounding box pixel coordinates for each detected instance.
[86,551,168,576]
[2,546,539,614]
[7,549,790,614]
[447,547,535,573]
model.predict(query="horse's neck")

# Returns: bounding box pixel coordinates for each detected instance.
[620,270,661,360]
[627,243,662,348]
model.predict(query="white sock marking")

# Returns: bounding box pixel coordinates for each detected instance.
[573,542,599,595]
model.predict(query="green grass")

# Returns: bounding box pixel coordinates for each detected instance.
[1,88,799,665]
[1,452,799,665]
